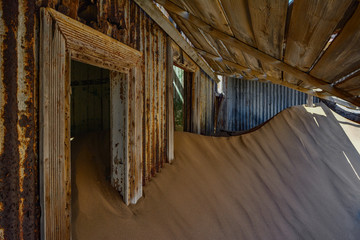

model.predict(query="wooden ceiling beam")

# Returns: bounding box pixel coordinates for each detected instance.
[198,48,332,100]
[133,0,220,83]
[155,0,360,106]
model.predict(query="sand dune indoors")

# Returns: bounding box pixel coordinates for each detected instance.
[72,104,360,240]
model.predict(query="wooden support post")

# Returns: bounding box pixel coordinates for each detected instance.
[166,37,174,163]
[306,94,314,107]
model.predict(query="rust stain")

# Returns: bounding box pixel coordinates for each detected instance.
[0,1,21,240]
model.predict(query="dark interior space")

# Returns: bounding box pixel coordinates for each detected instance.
[70,61,111,238]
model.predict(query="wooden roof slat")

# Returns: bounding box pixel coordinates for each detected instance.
[248,0,288,58]
[133,0,219,82]
[170,13,218,56]
[248,0,288,80]
[168,0,233,35]
[311,4,360,83]
[218,0,255,44]
[336,73,360,94]
[155,0,360,105]
[285,0,353,72]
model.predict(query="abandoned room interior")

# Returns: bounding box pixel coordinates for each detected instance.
[1,0,360,239]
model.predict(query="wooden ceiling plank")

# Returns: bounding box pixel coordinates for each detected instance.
[336,74,360,92]
[157,0,360,105]
[170,13,218,56]
[311,4,360,83]
[248,0,288,58]
[133,0,219,82]
[172,0,233,35]
[248,0,288,80]
[217,0,255,44]
[285,0,353,72]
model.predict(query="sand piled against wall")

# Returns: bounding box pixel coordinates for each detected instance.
[72,104,360,240]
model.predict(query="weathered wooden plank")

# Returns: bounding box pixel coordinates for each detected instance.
[336,73,360,95]
[249,0,287,59]
[170,0,232,35]
[311,4,360,83]
[40,8,70,239]
[285,0,353,71]
[248,0,288,79]
[127,66,143,204]
[161,2,360,105]
[171,41,199,72]
[133,0,219,82]
[170,13,218,56]
[110,71,128,202]
[216,0,254,44]
[47,7,142,70]
[166,37,174,162]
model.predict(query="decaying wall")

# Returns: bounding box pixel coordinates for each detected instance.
[0,0,217,238]
[218,77,319,132]
[190,71,216,136]
[0,1,39,239]
[38,1,169,186]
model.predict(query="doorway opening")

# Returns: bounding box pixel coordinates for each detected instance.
[70,61,111,237]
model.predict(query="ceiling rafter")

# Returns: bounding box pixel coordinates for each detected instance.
[154,0,360,106]
[197,48,331,100]
[133,0,220,83]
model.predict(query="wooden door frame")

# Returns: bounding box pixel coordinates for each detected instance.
[40,8,142,239]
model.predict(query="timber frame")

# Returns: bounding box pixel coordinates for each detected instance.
[40,8,143,239]
[135,0,360,107]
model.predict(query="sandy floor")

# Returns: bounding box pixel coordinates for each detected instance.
[71,104,360,240]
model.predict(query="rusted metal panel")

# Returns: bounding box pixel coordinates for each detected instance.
[1,0,177,237]
[219,77,320,132]
[189,70,216,135]
[0,0,39,239]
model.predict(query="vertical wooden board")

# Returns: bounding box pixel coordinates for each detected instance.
[128,67,143,204]
[285,0,353,72]
[310,5,360,83]
[166,37,174,163]
[218,0,255,44]
[110,71,128,201]
[176,0,232,35]
[155,29,160,172]
[145,17,151,182]
[40,9,70,239]
[150,24,156,177]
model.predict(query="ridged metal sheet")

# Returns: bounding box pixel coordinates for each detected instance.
[0,0,39,239]
[191,70,215,135]
[220,77,319,131]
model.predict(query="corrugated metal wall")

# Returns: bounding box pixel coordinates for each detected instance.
[191,70,216,135]
[218,77,319,132]
[0,1,39,239]
[0,0,217,237]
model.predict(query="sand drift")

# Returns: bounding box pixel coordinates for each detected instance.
[72,104,360,240]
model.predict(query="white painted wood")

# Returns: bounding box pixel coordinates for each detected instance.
[110,71,129,202]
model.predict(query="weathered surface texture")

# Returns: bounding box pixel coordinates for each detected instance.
[0,0,39,239]
[0,0,217,238]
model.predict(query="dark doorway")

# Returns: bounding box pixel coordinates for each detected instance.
[70,61,111,238]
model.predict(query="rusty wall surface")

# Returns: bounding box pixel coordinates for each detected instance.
[36,0,169,186]
[218,77,319,132]
[0,0,39,239]
[191,71,216,136]
[0,0,216,237]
